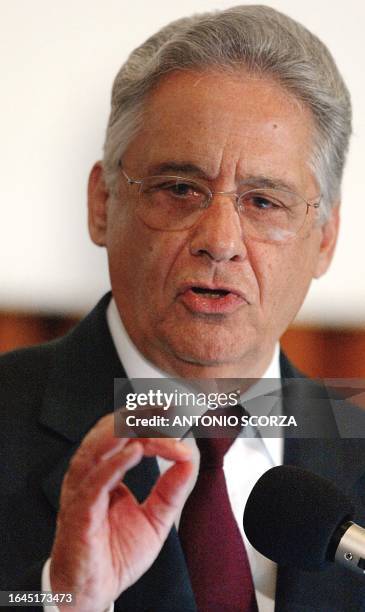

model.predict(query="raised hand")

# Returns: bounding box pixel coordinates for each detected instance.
[50,413,193,612]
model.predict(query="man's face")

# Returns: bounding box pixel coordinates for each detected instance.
[89,70,339,377]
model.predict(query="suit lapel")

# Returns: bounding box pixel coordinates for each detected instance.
[39,293,126,509]
[38,293,196,612]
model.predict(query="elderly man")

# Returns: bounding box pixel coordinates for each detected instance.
[1,5,365,612]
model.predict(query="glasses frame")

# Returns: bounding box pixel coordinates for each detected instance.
[119,164,321,236]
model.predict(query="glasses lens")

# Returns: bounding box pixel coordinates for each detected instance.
[137,176,210,230]
[237,189,308,242]
[132,175,312,240]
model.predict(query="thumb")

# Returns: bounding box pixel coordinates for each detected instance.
[142,460,194,538]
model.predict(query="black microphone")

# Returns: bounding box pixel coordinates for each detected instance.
[243,465,365,575]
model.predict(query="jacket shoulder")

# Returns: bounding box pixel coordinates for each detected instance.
[0,340,60,419]
[0,339,58,382]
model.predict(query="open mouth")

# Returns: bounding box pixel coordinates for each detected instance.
[191,287,230,298]
[179,284,245,314]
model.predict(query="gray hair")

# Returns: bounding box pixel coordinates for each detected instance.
[103,5,352,220]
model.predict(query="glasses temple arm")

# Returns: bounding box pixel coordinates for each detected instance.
[119,163,142,186]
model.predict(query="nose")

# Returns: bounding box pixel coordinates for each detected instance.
[189,195,247,263]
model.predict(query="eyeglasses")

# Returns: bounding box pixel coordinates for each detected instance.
[120,166,321,243]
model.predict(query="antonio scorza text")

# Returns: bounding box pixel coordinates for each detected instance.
[125,414,297,428]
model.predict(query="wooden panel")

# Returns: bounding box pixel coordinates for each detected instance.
[0,313,78,353]
[281,327,365,378]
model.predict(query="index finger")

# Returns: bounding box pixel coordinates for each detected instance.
[65,414,129,490]
[65,415,190,493]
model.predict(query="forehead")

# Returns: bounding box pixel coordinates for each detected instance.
[124,69,316,191]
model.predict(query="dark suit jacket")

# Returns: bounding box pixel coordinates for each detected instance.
[1,293,365,611]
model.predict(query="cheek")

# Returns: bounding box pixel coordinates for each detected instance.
[143,235,188,302]
[252,239,319,316]
[108,213,185,304]
[106,212,148,296]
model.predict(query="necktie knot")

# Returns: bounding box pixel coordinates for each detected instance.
[196,436,234,470]
[194,404,244,469]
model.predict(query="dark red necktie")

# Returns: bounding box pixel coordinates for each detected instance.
[179,434,258,612]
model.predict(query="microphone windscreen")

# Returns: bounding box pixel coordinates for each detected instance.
[243,465,354,570]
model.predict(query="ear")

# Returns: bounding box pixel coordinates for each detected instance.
[87,162,109,247]
[313,205,340,278]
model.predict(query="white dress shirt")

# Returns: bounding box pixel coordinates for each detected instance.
[43,297,283,612]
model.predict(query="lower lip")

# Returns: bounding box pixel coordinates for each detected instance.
[179,289,246,314]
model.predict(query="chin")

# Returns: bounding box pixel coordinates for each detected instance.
[159,320,255,369]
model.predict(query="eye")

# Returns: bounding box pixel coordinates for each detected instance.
[240,191,286,212]
[160,180,203,199]
[167,182,195,197]
[251,195,281,209]
[140,176,209,211]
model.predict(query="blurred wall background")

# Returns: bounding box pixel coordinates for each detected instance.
[1,1,364,375]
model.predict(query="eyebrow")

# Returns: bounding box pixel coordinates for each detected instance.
[238,174,299,193]
[146,162,299,193]
[147,161,210,179]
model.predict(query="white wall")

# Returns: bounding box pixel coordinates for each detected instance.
[1,0,364,325]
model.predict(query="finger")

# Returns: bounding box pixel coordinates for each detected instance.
[78,413,124,459]
[137,438,192,462]
[66,442,144,524]
[142,460,194,538]
[76,438,191,507]
[109,481,138,507]
[65,414,130,490]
